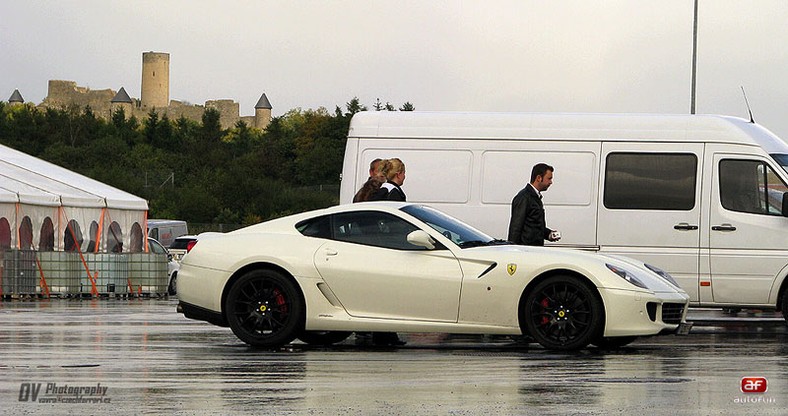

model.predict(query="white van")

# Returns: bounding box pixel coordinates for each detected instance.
[147,219,188,248]
[340,111,788,318]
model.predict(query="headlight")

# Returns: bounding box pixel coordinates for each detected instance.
[644,263,681,289]
[606,263,649,289]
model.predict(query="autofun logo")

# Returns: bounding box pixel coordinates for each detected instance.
[18,382,111,404]
[734,376,776,405]
[741,377,768,394]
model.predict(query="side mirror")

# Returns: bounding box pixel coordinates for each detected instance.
[782,192,788,217]
[407,230,435,250]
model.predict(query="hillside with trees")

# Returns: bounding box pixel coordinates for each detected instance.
[0,98,414,228]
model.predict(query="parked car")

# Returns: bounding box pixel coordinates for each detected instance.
[177,202,690,351]
[147,237,179,295]
[168,235,198,263]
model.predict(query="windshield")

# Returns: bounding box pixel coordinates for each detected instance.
[401,205,507,248]
[772,154,788,174]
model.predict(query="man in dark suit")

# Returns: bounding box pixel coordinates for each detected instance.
[508,163,560,246]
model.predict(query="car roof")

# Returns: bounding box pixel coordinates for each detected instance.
[232,202,416,235]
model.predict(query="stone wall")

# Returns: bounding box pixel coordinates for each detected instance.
[41,80,116,117]
[37,80,263,129]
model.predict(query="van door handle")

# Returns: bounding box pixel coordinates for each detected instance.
[673,223,699,231]
[711,224,737,232]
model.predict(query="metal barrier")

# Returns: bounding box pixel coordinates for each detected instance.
[1,249,169,298]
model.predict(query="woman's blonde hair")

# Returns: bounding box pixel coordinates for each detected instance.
[382,158,405,181]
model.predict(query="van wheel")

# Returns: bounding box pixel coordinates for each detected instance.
[522,275,603,350]
[224,269,304,348]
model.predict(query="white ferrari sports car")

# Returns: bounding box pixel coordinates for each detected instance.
[177,202,691,350]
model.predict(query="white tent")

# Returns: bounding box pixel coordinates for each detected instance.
[0,143,149,253]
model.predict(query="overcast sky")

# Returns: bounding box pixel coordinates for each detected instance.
[2,1,788,138]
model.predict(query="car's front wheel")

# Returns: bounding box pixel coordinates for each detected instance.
[224,269,304,348]
[297,331,352,345]
[522,275,603,350]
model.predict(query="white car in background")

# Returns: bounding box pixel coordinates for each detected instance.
[177,203,691,351]
[147,237,179,296]
[168,235,199,263]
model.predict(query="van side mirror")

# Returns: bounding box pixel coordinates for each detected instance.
[782,192,788,217]
[407,230,435,250]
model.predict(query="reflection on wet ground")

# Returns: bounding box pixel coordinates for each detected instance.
[0,299,786,415]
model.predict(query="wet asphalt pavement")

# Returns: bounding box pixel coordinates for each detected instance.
[0,299,786,415]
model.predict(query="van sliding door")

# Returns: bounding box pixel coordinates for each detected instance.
[598,143,703,302]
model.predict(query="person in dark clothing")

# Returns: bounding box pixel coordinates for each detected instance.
[353,158,386,203]
[507,163,561,246]
[370,158,406,201]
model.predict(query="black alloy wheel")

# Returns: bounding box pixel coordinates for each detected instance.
[523,275,603,350]
[225,269,304,348]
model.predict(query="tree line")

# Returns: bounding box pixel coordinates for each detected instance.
[0,97,414,226]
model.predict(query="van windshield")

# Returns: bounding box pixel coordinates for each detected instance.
[772,154,788,174]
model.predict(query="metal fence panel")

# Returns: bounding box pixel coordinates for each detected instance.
[1,250,168,298]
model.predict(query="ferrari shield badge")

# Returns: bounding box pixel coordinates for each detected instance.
[507,263,517,276]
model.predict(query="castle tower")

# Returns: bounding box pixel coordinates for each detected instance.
[254,93,272,130]
[110,87,133,118]
[141,52,170,109]
[8,89,24,106]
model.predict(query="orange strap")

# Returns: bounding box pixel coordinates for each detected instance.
[35,255,50,298]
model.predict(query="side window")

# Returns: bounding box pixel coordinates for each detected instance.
[296,215,331,239]
[720,159,788,215]
[604,153,697,210]
[331,211,425,251]
[148,239,167,255]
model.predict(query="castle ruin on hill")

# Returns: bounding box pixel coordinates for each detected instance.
[7,51,272,130]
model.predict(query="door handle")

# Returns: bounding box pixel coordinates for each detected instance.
[711,224,737,232]
[324,248,338,256]
[673,223,699,231]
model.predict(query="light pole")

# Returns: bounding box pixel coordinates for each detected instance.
[691,0,698,114]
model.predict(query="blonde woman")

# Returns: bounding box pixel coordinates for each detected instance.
[371,158,406,201]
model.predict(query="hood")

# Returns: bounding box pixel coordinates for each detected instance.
[455,245,684,294]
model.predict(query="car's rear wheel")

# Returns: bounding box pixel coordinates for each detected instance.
[297,331,352,345]
[224,269,304,348]
[592,336,637,349]
[523,275,603,350]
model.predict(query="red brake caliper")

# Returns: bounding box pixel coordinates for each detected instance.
[540,298,550,325]
[274,289,287,313]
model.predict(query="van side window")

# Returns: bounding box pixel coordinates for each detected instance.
[719,159,788,215]
[604,153,697,210]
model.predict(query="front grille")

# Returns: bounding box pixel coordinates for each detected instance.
[661,303,685,324]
